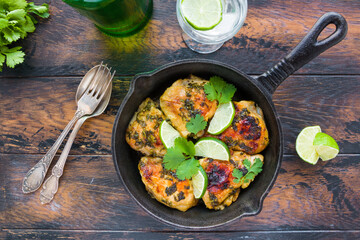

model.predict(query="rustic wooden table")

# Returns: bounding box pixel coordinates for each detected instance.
[1,0,359,239]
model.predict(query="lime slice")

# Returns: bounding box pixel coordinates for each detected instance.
[313,132,339,161]
[181,0,223,31]
[208,101,235,135]
[295,126,321,164]
[159,120,181,149]
[192,166,208,199]
[194,137,230,161]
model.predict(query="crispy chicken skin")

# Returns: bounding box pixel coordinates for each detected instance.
[200,152,264,210]
[126,98,166,157]
[210,101,269,154]
[139,157,198,212]
[160,75,218,138]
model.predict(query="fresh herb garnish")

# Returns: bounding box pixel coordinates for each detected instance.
[204,76,237,104]
[0,0,50,71]
[163,137,200,180]
[186,114,207,134]
[232,168,243,183]
[232,158,263,183]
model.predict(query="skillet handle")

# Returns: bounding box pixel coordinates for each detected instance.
[256,12,347,95]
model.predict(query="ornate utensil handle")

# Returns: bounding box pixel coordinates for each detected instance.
[22,110,84,193]
[40,117,87,204]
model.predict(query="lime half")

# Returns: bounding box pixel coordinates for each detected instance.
[208,101,235,135]
[194,137,230,161]
[295,126,321,164]
[313,132,339,161]
[159,120,181,149]
[192,166,208,199]
[181,0,222,31]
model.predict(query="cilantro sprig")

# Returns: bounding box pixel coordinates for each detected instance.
[204,76,237,104]
[232,158,263,183]
[0,0,50,71]
[163,137,200,180]
[186,114,207,135]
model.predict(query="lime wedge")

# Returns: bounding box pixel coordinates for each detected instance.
[208,101,235,135]
[295,126,321,164]
[194,137,230,161]
[159,120,181,149]
[181,0,222,31]
[192,166,208,199]
[313,132,339,161]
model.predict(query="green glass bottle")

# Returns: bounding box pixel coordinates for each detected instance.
[63,0,153,37]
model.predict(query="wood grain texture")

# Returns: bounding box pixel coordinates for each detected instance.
[2,230,360,240]
[1,154,359,231]
[0,75,358,155]
[0,0,359,77]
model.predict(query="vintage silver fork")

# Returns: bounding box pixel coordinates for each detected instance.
[39,67,114,204]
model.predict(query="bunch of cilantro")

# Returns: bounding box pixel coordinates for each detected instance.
[0,0,49,71]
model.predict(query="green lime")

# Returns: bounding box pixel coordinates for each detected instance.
[313,132,339,161]
[194,137,230,161]
[159,120,181,149]
[295,126,321,165]
[192,166,208,199]
[207,101,235,135]
[181,0,223,31]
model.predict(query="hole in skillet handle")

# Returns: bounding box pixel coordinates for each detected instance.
[256,12,348,95]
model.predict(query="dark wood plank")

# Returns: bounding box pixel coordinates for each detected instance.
[1,154,359,231]
[2,230,360,240]
[0,75,358,155]
[0,0,359,77]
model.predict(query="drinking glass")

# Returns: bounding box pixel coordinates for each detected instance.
[63,0,153,37]
[176,0,247,54]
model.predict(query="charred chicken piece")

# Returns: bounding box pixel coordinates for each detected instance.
[160,75,217,138]
[199,152,264,210]
[210,101,269,154]
[126,98,166,157]
[139,157,198,212]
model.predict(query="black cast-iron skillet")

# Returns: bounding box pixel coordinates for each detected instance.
[111,12,347,228]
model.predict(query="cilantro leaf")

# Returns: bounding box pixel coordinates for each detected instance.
[204,76,237,104]
[243,159,251,170]
[163,147,186,170]
[233,158,263,184]
[232,168,243,183]
[27,3,50,18]
[186,114,207,134]
[176,157,199,180]
[219,84,237,104]
[174,137,195,157]
[0,0,49,71]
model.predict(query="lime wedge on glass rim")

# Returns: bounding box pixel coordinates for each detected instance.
[208,101,235,135]
[192,166,208,199]
[313,132,339,161]
[159,120,181,149]
[181,0,223,31]
[295,126,321,164]
[194,137,230,161]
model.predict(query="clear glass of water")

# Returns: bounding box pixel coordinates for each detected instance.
[176,0,248,54]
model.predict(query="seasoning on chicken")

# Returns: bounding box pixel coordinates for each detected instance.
[126,98,166,157]
[210,101,269,154]
[199,152,264,210]
[139,157,198,212]
[160,75,218,138]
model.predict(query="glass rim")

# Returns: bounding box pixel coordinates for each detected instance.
[176,0,248,44]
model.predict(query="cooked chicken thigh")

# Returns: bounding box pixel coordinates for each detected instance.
[139,157,198,212]
[210,101,269,154]
[126,98,166,157]
[160,75,217,138]
[200,152,264,210]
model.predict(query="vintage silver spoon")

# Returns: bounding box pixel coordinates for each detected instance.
[22,63,107,194]
[39,68,115,204]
